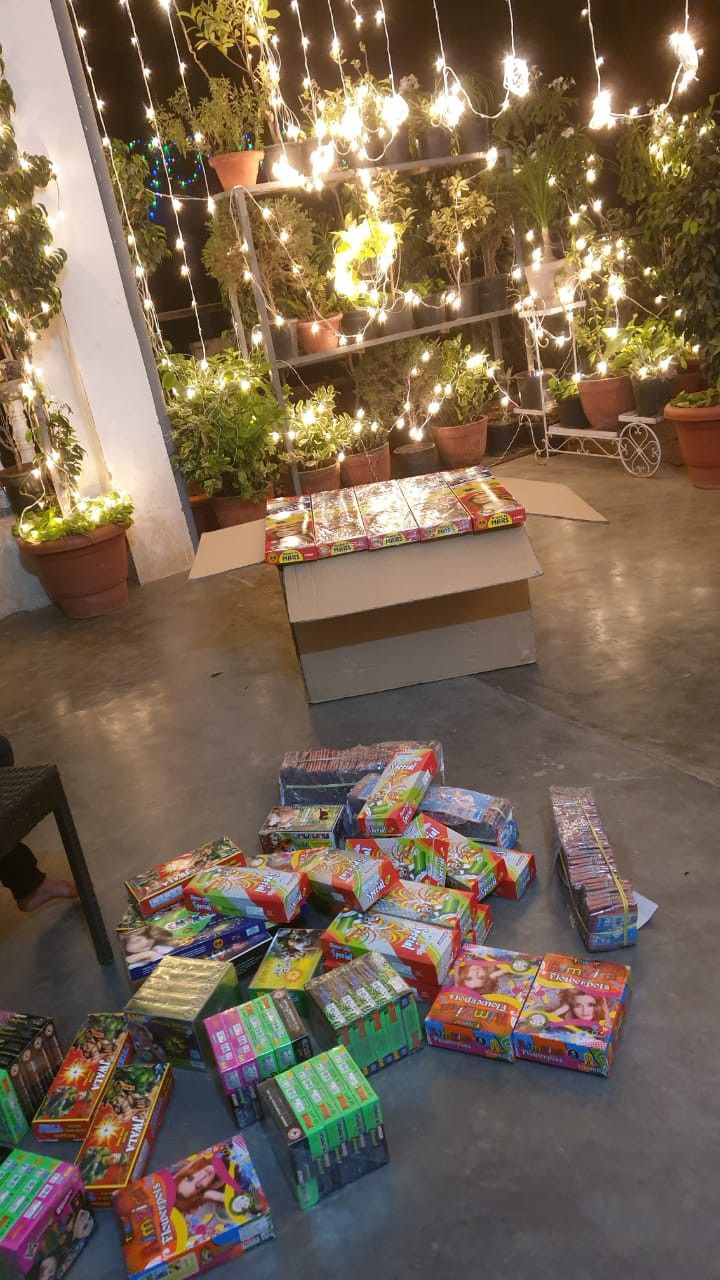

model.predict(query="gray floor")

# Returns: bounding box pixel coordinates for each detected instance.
[1,453,719,1279]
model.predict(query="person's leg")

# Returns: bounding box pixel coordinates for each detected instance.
[0,735,77,912]
[0,735,14,768]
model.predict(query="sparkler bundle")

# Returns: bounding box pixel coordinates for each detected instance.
[550,787,638,951]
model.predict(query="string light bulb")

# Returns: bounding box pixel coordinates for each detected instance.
[503,55,529,97]
[589,89,613,130]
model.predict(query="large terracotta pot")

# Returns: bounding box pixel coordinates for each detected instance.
[579,375,634,431]
[672,370,707,396]
[431,417,488,468]
[18,523,130,619]
[298,461,341,494]
[340,443,391,487]
[297,314,342,355]
[663,402,720,488]
[211,493,269,527]
[209,151,263,191]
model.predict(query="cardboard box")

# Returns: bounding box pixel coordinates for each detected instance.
[115,1134,273,1279]
[311,488,369,557]
[511,953,632,1076]
[248,929,324,1015]
[0,1152,93,1279]
[185,865,310,924]
[320,910,459,1000]
[493,849,537,900]
[265,494,318,564]
[443,828,507,901]
[258,805,344,852]
[32,1014,132,1141]
[422,785,518,848]
[0,1075,26,1148]
[425,945,543,1061]
[125,837,245,919]
[357,747,439,836]
[443,467,526,533]
[125,958,240,1071]
[116,902,270,984]
[296,849,398,912]
[76,1063,172,1207]
[346,836,447,887]
[377,880,493,945]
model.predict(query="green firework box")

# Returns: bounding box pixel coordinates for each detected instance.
[76,1063,173,1208]
[511,953,632,1077]
[125,837,246,919]
[357,747,440,835]
[205,991,313,1129]
[306,955,422,1075]
[376,880,493,946]
[116,901,271,984]
[0,1150,94,1279]
[32,1014,132,1142]
[320,909,459,1000]
[345,836,447,887]
[0,1014,63,1127]
[184,865,310,925]
[425,945,543,1062]
[258,806,345,853]
[0,1076,26,1148]
[125,958,240,1071]
[248,929,325,1016]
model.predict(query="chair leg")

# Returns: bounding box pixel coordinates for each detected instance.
[53,792,114,967]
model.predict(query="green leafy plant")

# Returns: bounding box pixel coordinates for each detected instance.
[670,386,720,408]
[608,316,687,380]
[286,385,345,469]
[106,141,169,275]
[178,0,282,143]
[333,214,403,302]
[14,490,133,543]
[336,411,389,454]
[437,336,498,424]
[156,78,265,157]
[549,375,581,401]
[426,172,493,285]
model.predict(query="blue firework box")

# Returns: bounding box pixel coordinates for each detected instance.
[421,786,518,848]
[117,902,271,984]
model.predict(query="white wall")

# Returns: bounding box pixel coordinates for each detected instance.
[0,0,193,585]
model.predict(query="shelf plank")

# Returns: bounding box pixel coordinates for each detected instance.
[217,150,509,200]
[276,306,514,369]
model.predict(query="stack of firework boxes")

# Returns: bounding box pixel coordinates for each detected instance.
[0,1013,63,1146]
[551,787,638,950]
[0,1149,94,1279]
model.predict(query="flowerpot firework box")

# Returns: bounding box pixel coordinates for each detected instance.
[124,958,240,1071]
[354,479,422,550]
[258,805,344,852]
[493,849,536,901]
[357,747,439,836]
[425,945,543,1061]
[345,836,447,887]
[444,467,526,533]
[306,955,422,1075]
[399,474,473,541]
[247,929,324,1015]
[320,910,459,1000]
[278,741,445,806]
[125,837,245,919]
[33,1014,132,1141]
[265,494,318,564]
[116,902,271,984]
[296,849,398,913]
[422,785,518,848]
[551,787,638,951]
[76,1063,172,1208]
[311,489,369,557]
[206,991,313,1129]
[0,1150,94,1279]
[258,1046,388,1209]
[115,1134,273,1279]
[511,953,632,1077]
[185,866,310,925]
[377,880,493,946]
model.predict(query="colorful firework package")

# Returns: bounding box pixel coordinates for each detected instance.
[294,848,398,913]
[125,838,245,920]
[492,849,536,901]
[258,1046,389,1209]
[264,495,318,565]
[115,1133,273,1279]
[377,880,493,946]
[76,1063,173,1208]
[357,747,440,836]
[443,829,507,901]
[551,787,638,950]
[0,1014,63,1144]
[346,834,448,887]
[443,467,526,533]
[116,902,271,985]
[320,909,460,1001]
[124,958,240,1072]
[511,953,632,1077]
[205,991,313,1130]
[0,1149,94,1279]
[279,741,445,808]
[32,1015,132,1142]
[306,955,423,1076]
[399,474,473,540]
[353,479,421,550]
[258,805,345,853]
[184,865,310,925]
[425,945,543,1062]
[248,929,325,1016]
[311,488,369,557]
[421,785,518,847]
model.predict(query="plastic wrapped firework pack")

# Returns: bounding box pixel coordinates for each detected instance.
[278,741,445,807]
[265,495,319,564]
[443,467,526,533]
[353,479,422,550]
[399,474,473,540]
[550,787,638,951]
[310,488,369,557]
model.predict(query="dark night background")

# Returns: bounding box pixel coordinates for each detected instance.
[75,0,719,342]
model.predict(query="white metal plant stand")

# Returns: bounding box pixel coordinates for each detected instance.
[520,406,663,478]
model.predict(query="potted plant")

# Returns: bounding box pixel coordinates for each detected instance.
[296,275,343,355]
[578,368,635,431]
[411,277,448,328]
[613,317,687,417]
[430,337,496,466]
[454,75,492,154]
[406,79,452,161]
[664,386,720,488]
[286,386,346,492]
[105,139,169,276]
[548,375,588,427]
[15,491,133,618]
[157,78,266,191]
[338,415,391,486]
[474,167,516,313]
[427,172,493,317]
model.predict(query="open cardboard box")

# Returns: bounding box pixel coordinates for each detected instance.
[190,521,542,703]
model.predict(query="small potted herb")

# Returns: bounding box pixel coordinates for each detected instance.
[427,172,493,317]
[664,385,720,488]
[411,277,448,328]
[296,275,343,355]
[286,386,346,492]
[614,317,685,417]
[157,78,266,191]
[337,414,391,486]
[548,375,589,427]
[430,337,496,466]
[15,492,134,618]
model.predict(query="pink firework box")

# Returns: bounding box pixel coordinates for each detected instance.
[357,747,439,836]
[353,479,422,551]
[320,909,460,999]
[378,879,493,946]
[399,474,473,541]
[443,467,526,533]
[511,953,632,1077]
[184,866,310,925]
[345,836,447,887]
[125,837,246,919]
[0,1159,89,1278]
[425,944,543,1062]
[205,1007,259,1096]
[265,495,319,565]
[291,848,399,913]
[493,849,537,901]
[310,489,369,557]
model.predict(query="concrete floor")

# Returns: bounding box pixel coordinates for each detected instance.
[1,453,719,1280]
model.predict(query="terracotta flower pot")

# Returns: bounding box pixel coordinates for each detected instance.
[298,461,341,494]
[672,370,708,396]
[579,375,635,432]
[431,417,488,468]
[209,151,263,191]
[393,441,438,477]
[211,493,269,527]
[297,314,342,355]
[340,443,391,487]
[663,402,720,488]
[18,523,130,619]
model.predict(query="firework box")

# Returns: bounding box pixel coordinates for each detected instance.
[443,467,526,533]
[306,954,422,1075]
[346,836,447,887]
[76,1063,172,1208]
[124,958,240,1071]
[354,479,421,551]
[258,805,344,853]
[320,910,459,1000]
[399,474,473,541]
[422,785,518,847]
[493,849,537,901]
[32,1015,132,1142]
[125,837,245,919]
[0,1075,26,1147]
[443,828,507,901]
[265,494,319,565]
[115,1133,273,1279]
[279,741,445,807]
[377,880,493,945]
[116,902,271,985]
[297,849,398,913]
[425,945,543,1062]
[311,488,369,557]
[0,1015,63,1117]
[184,865,310,925]
[0,1151,94,1279]
[551,787,638,951]
[247,929,324,1015]
[357,747,439,836]
[511,953,632,1076]
[258,1046,388,1209]
[205,991,313,1129]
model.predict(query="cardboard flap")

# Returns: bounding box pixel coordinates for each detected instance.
[189,519,266,579]
[283,526,542,623]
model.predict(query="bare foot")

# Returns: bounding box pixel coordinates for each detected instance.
[17,878,78,913]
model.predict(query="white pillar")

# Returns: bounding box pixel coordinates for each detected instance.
[0,0,194,582]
